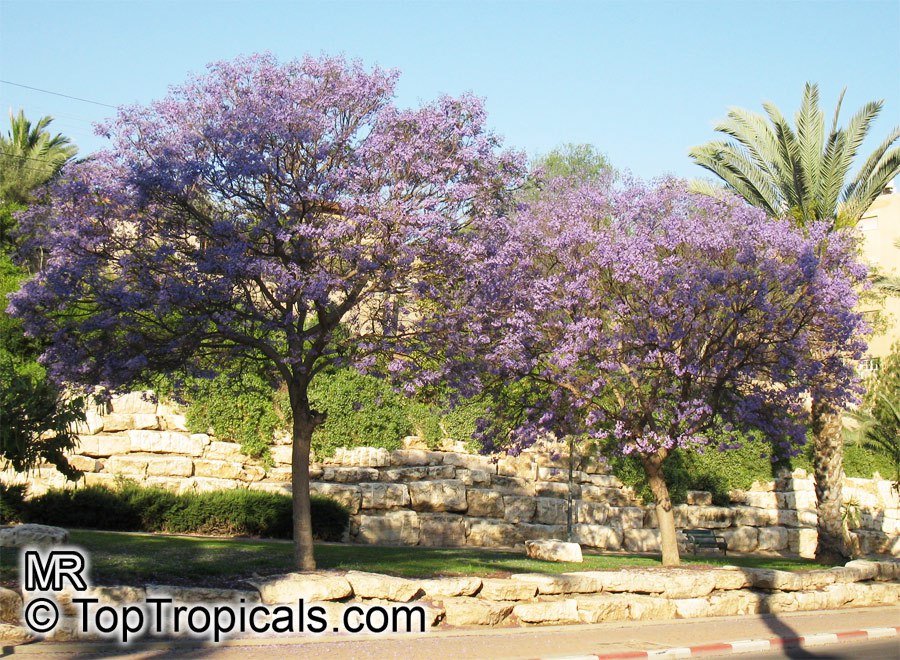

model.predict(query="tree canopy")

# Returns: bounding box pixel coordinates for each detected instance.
[9,53,525,568]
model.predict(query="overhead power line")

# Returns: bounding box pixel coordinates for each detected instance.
[0,80,116,109]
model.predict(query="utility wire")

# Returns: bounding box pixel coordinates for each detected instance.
[0,80,116,109]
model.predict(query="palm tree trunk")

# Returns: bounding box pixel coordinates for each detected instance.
[811,397,850,563]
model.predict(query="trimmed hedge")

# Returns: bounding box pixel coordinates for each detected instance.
[19,482,349,541]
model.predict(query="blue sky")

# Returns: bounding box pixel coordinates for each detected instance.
[1,0,898,180]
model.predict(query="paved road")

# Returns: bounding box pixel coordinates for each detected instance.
[730,638,899,659]
[6,605,899,659]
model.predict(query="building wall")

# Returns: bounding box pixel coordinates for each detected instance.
[859,186,900,364]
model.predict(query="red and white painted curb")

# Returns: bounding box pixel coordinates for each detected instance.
[543,626,900,659]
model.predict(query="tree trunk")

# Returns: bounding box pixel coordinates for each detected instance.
[641,452,679,566]
[291,406,317,571]
[811,397,850,563]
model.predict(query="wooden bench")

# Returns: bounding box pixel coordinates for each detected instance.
[682,528,728,556]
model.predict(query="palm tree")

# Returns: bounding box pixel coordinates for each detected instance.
[0,110,78,250]
[689,83,900,563]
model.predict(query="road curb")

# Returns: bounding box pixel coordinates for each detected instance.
[547,625,900,659]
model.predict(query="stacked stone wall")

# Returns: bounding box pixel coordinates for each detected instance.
[3,392,897,557]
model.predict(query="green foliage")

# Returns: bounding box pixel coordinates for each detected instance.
[181,369,286,463]
[309,368,414,455]
[20,482,350,541]
[0,482,27,524]
[0,250,83,477]
[848,346,900,486]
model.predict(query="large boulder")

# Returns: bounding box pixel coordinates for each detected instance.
[524,539,583,563]
[249,573,352,604]
[407,480,467,513]
[356,511,420,545]
[345,571,423,602]
[0,588,22,624]
[0,524,68,548]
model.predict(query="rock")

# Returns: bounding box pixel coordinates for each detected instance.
[204,441,246,462]
[0,524,68,547]
[534,498,568,525]
[146,585,259,602]
[509,573,600,595]
[345,571,423,602]
[575,593,632,622]
[127,430,207,456]
[420,577,482,598]
[685,491,713,506]
[673,597,712,618]
[74,409,104,435]
[250,573,352,604]
[442,453,495,471]
[145,456,194,477]
[623,529,659,553]
[0,588,22,624]
[193,459,244,480]
[333,447,391,468]
[351,599,443,629]
[467,490,505,518]
[489,474,534,496]
[534,481,571,498]
[710,568,752,591]
[575,502,610,525]
[465,520,522,548]
[66,455,103,473]
[270,445,293,466]
[102,413,159,432]
[513,599,579,624]
[456,469,492,486]
[0,624,33,644]
[442,598,514,626]
[357,511,420,545]
[390,449,442,466]
[627,594,677,620]
[757,526,790,551]
[721,526,759,553]
[407,480,467,512]
[503,496,536,523]
[478,578,538,601]
[674,505,734,529]
[76,434,131,457]
[359,483,411,510]
[613,506,645,529]
[571,525,619,550]
[110,391,157,414]
[787,528,817,558]
[310,483,362,514]
[418,514,467,547]
[104,454,150,478]
[321,467,380,483]
[519,524,568,542]
[525,539,583,563]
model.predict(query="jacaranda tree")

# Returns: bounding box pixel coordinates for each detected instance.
[9,54,524,569]
[407,179,867,565]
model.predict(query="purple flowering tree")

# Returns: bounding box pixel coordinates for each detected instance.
[409,179,867,566]
[9,54,524,569]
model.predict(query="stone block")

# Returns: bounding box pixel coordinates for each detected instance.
[420,577,482,598]
[310,483,361,514]
[467,490,505,518]
[673,505,733,529]
[623,529,659,553]
[104,454,149,478]
[109,391,158,415]
[627,594,677,620]
[503,495,536,523]
[390,449,442,466]
[455,468,492,486]
[575,594,632,622]
[189,477,242,493]
[787,528,817,558]
[477,578,537,601]
[442,453,495,471]
[250,573,352,604]
[345,571,422,602]
[322,467,380,483]
[466,520,522,548]
[757,526,789,551]
[193,459,243,480]
[418,514,467,547]
[535,497,568,525]
[519,524,568,542]
[77,434,131,457]
[128,430,207,456]
[67,455,102,473]
[270,445,293,466]
[74,410,104,435]
[685,490,713,505]
[511,573,600,595]
[575,501,610,525]
[249,482,292,495]
[533,481,571,498]
[333,447,391,467]
[204,442,245,462]
[102,413,159,432]
[359,483,410,510]
[407,480,467,512]
[610,506,644,530]
[721,526,759,553]
[442,598,514,626]
[573,524,622,550]
[146,456,194,477]
[0,524,68,548]
[0,587,22,624]
[513,599,579,624]
[489,474,533,495]
[357,511,420,545]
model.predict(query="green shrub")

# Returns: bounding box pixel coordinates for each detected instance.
[0,482,27,524]
[21,483,349,541]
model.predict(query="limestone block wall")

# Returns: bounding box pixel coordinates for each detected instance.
[3,392,898,557]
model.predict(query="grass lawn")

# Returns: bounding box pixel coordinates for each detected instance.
[0,529,836,590]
